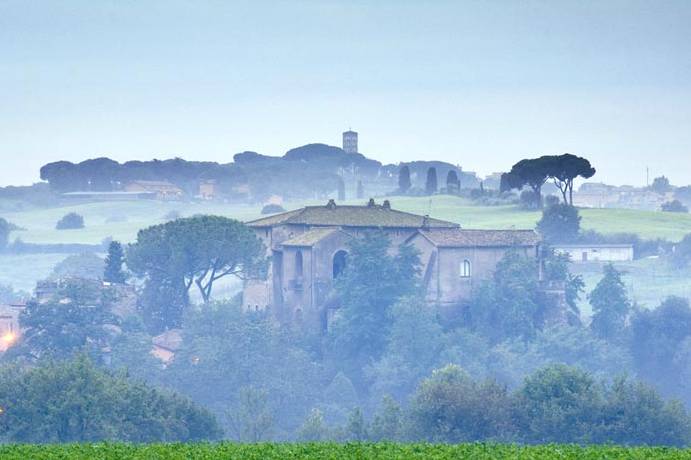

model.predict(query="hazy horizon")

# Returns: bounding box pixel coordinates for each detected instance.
[2,0,690,187]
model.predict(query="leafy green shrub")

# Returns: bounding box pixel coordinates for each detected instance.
[1,443,688,459]
[662,200,689,213]
[55,212,85,230]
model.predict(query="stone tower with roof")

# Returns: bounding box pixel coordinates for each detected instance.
[342,130,358,154]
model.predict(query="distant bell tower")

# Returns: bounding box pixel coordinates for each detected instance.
[342,129,358,154]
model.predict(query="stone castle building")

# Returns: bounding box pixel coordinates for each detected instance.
[243,199,541,331]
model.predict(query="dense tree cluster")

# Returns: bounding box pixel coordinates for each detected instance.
[536,202,582,244]
[3,224,691,445]
[127,215,265,332]
[0,218,9,252]
[0,356,222,443]
[10,279,116,360]
[39,145,386,201]
[651,176,672,194]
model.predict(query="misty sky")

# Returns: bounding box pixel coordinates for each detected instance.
[1,0,690,186]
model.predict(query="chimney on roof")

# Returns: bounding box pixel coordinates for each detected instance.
[382,200,391,209]
[367,198,376,207]
[422,215,430,229]
[326,199,337,209]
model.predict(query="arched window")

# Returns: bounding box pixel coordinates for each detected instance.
[333,250,348,279]
[460,259,471,278]
[295,250,303,277]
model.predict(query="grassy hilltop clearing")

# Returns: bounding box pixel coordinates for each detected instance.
[4,195,691,245]
[0,443,690,460]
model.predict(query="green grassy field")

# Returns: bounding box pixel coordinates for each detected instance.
[0,443,688,460]
[5,195,691,246]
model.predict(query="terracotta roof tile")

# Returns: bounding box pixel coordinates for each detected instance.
[418,228,540,247]
[247,203,458,229]
[282,228,341,247]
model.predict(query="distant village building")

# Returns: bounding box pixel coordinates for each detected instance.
[265,194,284,205]
[124,180,184,200]
[552,243,634,263]
[151,329,183,365]
[243,199,542,331]
[62,191,157,201]
[198,180,219,200]
[342,130,358,154]
[482,172,505,190]
[574,182,675,211]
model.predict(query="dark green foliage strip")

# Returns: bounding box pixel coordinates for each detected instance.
[0,357,222,443]
[0,443,689,460]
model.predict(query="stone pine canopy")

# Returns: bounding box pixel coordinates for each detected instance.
[246,199,459,229]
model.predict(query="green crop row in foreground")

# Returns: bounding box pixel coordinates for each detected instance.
[0,443,690,460]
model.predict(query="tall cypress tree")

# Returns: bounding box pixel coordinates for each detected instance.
[104,240,127,284]
[589,264,631,341]
[425,167,438,195]
[446,170,460,194]
[398,165,411,193]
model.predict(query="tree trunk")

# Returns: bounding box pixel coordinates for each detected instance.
[532,185,543,209]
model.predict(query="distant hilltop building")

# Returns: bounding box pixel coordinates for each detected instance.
[342,130,358,154]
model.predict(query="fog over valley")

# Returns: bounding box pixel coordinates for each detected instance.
[1,1,691,456]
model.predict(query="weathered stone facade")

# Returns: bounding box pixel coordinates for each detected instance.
[243,200,542,331]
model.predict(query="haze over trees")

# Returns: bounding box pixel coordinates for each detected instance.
[537,202,582,244]
[1,224,691,444]
[330,231,420,375]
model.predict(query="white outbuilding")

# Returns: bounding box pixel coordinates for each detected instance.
[552,244,634,263]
